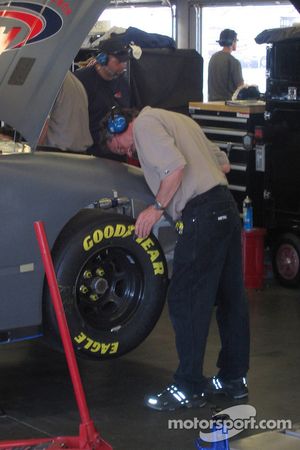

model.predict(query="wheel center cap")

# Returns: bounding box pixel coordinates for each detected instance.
[91,277,109,295]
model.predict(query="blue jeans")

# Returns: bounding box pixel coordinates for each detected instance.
[168,185,250,394]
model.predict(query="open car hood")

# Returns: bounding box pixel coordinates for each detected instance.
[0,0,109,148]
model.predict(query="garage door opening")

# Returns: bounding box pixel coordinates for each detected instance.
[201,3,299,100]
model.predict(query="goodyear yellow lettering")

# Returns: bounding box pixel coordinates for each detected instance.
[153,261,165,275]
[114,224,127,237]
[73,332,119,355]
[109,342,119,354]
[104,225,114,239]
[136,237,165,276]
[140,238,155,251]
[84,337,94,349]
[74,332,86,343]
[82,223,165,276]
[100,343,111,354]
[93,229,104,244]
[83,224,136,251]
[147,249,159,262]
[91,342,101,353]
[83,236,93,251]
[123,224,135,238]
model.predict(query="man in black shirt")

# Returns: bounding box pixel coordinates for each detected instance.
[75,37,131,158]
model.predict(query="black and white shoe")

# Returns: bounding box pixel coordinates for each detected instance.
[144,384,207,411]
[206,376,248,400]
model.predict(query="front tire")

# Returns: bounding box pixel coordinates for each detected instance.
[43,210,168,359]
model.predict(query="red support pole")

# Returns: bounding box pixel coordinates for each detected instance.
[34,221,92,425]
[34,221,113,450]
[0,226,113,450]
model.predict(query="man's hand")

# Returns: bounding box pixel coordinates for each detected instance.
[221,163,231,174]
[135,206,164,238]
[134,165,185,238]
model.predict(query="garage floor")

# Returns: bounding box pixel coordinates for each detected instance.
[0,279,300,450]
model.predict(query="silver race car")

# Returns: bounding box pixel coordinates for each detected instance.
[0,0,175,360]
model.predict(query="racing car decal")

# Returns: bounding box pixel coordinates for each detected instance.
[0,0,109,147]
[0,1,64,51]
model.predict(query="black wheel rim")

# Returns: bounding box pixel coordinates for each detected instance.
[276,243,300,281]
[75,246,144,331]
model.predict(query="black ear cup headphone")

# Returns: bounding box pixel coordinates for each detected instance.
[107,107,128,134]
[96,52,108,66]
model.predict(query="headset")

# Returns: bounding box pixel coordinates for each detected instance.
[96,52,109,66]
[107,107,128,134]
[96,47,131,66]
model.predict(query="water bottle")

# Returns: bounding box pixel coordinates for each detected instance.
[243,196,253,231]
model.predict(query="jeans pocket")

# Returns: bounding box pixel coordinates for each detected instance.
[204,202,237,240]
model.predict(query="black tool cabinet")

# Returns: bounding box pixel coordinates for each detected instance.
[189,101,265,225]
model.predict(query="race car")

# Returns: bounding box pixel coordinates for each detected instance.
[0,0,175,360]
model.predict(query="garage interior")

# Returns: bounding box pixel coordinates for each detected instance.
[1,0,300,449]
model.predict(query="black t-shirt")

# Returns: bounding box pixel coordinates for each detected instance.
[74,66,130,158]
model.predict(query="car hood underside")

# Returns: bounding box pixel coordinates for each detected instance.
[0,0,109,148]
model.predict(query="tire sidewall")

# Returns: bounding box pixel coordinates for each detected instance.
[47,212,168,358]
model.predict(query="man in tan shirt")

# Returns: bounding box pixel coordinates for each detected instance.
[100,106,250,411]
[38,71,92,152]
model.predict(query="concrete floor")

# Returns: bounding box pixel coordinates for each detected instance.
[0,279,300,450]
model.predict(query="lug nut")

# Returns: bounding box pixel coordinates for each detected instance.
[83,270,92,279]
[79,285,89,294]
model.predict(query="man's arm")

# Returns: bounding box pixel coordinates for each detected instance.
[135,166,185,238]
[233,60,244,91]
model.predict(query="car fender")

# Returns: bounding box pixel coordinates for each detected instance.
[0,151,155,336]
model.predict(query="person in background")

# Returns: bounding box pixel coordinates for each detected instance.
[74,37,132,159]
[38,70,93,152]
[208,29,244,101]
[100,106,250,411]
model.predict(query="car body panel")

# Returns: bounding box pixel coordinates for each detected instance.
[0,151,156,338]
[0,1,176,346]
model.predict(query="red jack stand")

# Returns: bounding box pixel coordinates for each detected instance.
[0,221,113,450]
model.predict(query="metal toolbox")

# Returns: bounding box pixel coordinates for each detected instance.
[189,101,265,225]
